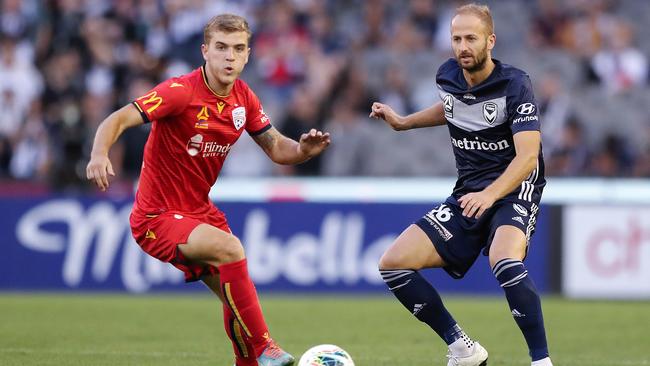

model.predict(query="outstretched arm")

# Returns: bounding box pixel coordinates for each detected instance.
[458,131,541,218]
[369,101,447,131]
[86,103,144,191]
[252,126,330,165]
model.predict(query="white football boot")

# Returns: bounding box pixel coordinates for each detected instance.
[531,357,553,366]
[446,337,488,366]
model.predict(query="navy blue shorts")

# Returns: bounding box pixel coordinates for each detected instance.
[415,196,539,279]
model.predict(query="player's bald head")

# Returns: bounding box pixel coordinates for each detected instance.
[204,14,252,45]
[452,3,494,36]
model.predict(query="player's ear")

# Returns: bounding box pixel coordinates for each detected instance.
[201,43,208,61]
[487,33,496,51]
[244,47,251,64]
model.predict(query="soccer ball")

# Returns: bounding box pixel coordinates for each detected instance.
[297,344,355,366]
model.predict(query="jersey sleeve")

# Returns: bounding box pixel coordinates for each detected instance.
[507,74,541,134]
[132,78,192,123]
[244,88,272,136]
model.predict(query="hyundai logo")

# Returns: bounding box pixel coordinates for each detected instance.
[516,103,536,115]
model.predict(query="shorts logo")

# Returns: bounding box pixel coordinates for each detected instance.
[482,102,498,125]
[443,94,454,119]
[516,103,536,115]
[232,106,246,130]
[513,203,528,216]
[512,216,525,225]
[424,204,454,241]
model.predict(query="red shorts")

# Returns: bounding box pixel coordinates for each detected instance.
[129,207,231,282]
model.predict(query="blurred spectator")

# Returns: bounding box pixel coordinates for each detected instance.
[590,21,648,94]
[590,133,635,177]
[278,87,325,176]
[537,71,571,154]
[528,0,570,49]
[0,0,646,190]
[254,1,309,100]
[546,119,590,176]
[322,98,374,176]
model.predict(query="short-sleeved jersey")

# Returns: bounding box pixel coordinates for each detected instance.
[131,66,272,216]
[437,58,546,203]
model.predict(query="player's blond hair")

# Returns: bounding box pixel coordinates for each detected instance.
[203,14,252,44]
[454,3,494,36]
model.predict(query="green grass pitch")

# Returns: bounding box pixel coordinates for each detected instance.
[1,294,648,365]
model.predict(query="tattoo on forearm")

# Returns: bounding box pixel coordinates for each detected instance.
[254,128,279,152]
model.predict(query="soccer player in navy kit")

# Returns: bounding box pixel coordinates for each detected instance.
[371,4,553,366]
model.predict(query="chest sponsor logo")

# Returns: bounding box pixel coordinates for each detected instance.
[451,136,510,151]
[232,106,246,130]
[516,103,536,115]
[186,134,231,158]
[195,106,210,129]
[483,102,498,125]
[443,94,454,119]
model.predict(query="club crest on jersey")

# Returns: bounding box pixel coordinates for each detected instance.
[483,102,498,125]
[443,94,454,119]
[232,106,246,130]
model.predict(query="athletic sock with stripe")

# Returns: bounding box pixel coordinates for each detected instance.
[493,258,549,361]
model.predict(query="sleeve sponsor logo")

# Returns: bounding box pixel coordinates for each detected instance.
[513,115,539,124]
[516,103,536,115]
[137,91,163,114]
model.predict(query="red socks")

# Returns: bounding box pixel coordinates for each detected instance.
[219,259,270,358]
[223,304,256,365]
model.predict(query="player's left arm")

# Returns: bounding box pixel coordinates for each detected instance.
[458,131,540,218]
[252,126,331,165]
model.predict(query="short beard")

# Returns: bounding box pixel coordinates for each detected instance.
[458,49,488,73]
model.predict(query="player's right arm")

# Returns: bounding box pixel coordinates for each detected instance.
[369,102,446,131]
[86,104,144,191]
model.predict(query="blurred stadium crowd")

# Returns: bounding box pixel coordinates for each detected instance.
[0,0,649,191]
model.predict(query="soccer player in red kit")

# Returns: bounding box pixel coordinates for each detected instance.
[86,14,330,366]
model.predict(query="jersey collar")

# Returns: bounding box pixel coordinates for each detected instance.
[458,58,502,90]
[201,64,232,100]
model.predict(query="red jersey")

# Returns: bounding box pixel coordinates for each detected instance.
[131,66,271,216]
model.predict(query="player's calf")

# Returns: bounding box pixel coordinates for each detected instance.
[492,258,550,362]
[379,269,487,365]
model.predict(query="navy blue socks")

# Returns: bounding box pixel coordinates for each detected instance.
[380,269,464,345]
[493,258,549,361]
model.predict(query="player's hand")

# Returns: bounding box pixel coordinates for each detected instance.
[298,128,331,158]
[86,154,115,191]
[458,190,497,219]
[369,102,406,130]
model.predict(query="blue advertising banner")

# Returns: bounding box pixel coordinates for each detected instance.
[1,197,550,293]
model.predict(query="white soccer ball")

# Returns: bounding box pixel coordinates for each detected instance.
[297,344,355,366]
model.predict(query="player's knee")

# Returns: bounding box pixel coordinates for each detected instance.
[489,247,524,268]
[214,235,245,264]
[378,248,407,270]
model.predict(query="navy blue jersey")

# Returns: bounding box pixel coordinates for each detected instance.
[437,58,546,203]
